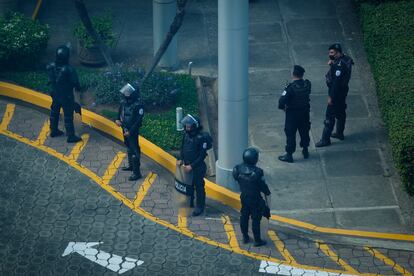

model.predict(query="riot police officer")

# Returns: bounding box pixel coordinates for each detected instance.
[316,43,354,147]
[47,45,82,143]
[278,65,311,163]
[233,148,271,247]
[177,114,210,216]
[115,83,144,181]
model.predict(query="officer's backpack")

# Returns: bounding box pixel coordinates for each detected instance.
[199,132,213,151]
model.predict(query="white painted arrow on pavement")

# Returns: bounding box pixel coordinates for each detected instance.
[259,261,357,276]
[62,242,144,274]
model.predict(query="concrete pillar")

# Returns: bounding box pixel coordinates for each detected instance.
[216,0,249,191]
[153,0,178,68]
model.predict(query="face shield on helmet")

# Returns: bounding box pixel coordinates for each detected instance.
[120,83,137,100]
[181,114,200,135]
[243,147,259,165]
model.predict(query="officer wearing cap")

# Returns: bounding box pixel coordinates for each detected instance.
[177,114,209,216]
[278,65,311,163]
[46,45,82,143]
[115,83,144,181]
[233,148,271,247]
[316,43,354,147]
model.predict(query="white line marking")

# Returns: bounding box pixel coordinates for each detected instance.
[62,242,143,274]
[259,261,357,276]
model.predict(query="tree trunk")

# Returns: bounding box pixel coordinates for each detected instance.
[141,0,188,85]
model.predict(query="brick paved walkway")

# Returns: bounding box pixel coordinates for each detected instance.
[1,98,414,275]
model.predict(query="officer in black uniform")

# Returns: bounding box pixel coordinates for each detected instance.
[233,148,271,247]
[316,43,354,147]
[278,65,311,163]
[177,114,208,216]
[47,45,82,143]
[115,83,144,181]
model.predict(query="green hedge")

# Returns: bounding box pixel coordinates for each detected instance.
[359,1,414,193]
[0,69,198,151]
[0,12,49,70]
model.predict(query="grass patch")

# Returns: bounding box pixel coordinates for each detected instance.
[358,0,414,193]
[0,69,198,152]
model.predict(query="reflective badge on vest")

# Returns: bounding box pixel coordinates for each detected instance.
[335,70,341,77]
[139,108,144,115]
[203,142,207,149]
[282,90,287,96]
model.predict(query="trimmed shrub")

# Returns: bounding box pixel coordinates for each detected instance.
[0,12,49,70]
[359,1,414,193]
[73,14,115,49]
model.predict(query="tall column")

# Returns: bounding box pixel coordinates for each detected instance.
[153,0,178,68]
[216,0,249,191]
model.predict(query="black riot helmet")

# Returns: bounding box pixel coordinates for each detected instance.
[55,45,70,66]
[181,114,201,135]
[243,147,259,165]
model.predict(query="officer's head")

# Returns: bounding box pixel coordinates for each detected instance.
[119,83,138,102]
[243,147,259,166]
[292,65,305,79]
[181,114,201,136]
[55,45,70,66]
[328,43,342,60]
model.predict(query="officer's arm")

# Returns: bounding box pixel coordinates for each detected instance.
[69,67,81,92]
[278,87,291,110]
[258,170,271,196]
[117,105,122,121]
[190,138,208,169]
[232,166,239,181]
[129,106,144,134]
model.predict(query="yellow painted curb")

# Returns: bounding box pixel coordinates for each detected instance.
[1,81,414,243]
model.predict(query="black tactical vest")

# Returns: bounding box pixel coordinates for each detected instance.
[182,133,203,164]
[287,79,311,110]
[235,164,263,199]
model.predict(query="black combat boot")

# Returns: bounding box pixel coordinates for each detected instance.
[254,239,267,247]
[67,135,82,143]
[192,207,204,216]
[331,132,345,140]
[50,129,64,137]
[122,152,133,171]
[316,126,332,147]
[243,235,250,244]
[302,147,309,159]
[129,155,142,181]
[278,153,293,163]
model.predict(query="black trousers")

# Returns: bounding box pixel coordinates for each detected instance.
[50,100,75,136]
[240,197,263,241]
[284,110,310,154]
[190,163,206,209]
[321,102,347,142]
[124,133,141,172]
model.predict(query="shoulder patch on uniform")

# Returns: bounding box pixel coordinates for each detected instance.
[335,70,341,77]
[282,90,287,96]
[139,108,144,115]
[202,142,207,149]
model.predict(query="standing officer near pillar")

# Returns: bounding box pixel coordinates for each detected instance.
[116,84,144,181]
[177,114,211,216]
[233,148,271,247]
[278,65,311,163]
[46,45,82,143]
[316,43,354,147]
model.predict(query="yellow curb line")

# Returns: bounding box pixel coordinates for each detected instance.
[0,128,358,276]
[316,240,359,275]
[365,247,412,276]
[268,230,297,265]
[1,81,414,242]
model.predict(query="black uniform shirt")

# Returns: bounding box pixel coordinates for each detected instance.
[325,55,353,103]
[233,164,271,200]
[47,63,81,103]
[118,101,144,136]
[278,79,311,111]
[180,132,208,169]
